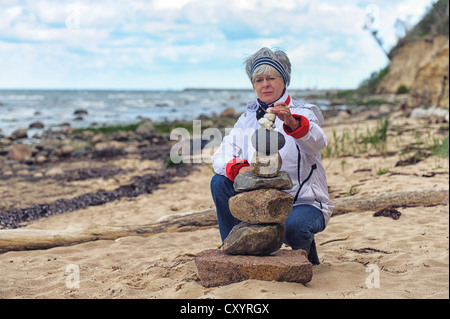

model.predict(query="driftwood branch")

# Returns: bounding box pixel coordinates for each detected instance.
[0,209,218,254]
[332,187,449,215]
[0,188,448,254]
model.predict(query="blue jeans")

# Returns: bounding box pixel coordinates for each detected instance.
[210,174,325,265]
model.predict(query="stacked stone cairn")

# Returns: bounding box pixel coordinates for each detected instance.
[195,111,313,288]
[222,111,295,256]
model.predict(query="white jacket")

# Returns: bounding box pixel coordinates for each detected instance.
[211,98,334,226]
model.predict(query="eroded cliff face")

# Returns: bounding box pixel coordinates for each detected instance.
[377,35,449,108]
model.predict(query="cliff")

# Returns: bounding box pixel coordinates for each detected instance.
[376,35,449,108]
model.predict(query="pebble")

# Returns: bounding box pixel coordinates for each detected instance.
[45,167,64,177]
[264,113,276,121]
[258,117,275,130]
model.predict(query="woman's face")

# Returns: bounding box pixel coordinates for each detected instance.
[253,73,285,104]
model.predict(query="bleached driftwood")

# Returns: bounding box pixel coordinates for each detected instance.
[332,187,449,215]
[0,208,218,253]
[0,188,448,253]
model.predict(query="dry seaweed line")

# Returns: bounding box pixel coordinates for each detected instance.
[0,165,195,229]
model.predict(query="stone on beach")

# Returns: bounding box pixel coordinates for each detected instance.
[136,118,155,136]
[10,128,28,140]
[250,152,282,177]
[222,222,285,256]
[229,188,294,224]
[7,144,32,162]
[233,171,293,192]
[195,249,313,288]
[29,121,44,129]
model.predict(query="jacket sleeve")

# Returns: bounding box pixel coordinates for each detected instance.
[284,105,327,155]
[211,113,249,177]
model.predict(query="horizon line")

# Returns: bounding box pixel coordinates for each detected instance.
[0,87,356,91]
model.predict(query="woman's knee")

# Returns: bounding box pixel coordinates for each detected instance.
[284,222,312,249]
[211,174,235,197]
[284,206,322,249]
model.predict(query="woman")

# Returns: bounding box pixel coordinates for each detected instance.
[210,47,333,265]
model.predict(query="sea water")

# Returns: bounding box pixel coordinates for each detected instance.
[0,89,332,138]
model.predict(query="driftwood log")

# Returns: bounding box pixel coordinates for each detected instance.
[0,188,448,254]
[331,187,449,215]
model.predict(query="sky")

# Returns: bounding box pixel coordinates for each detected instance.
[0,0,436,90]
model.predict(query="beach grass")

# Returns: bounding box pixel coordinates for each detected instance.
[72,121,195,135]
[73,123,139,135]
[322,116,391,158]
[72,115,240,137]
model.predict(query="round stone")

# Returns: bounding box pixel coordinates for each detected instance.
[251,128,286,155]
[222,222,286,256]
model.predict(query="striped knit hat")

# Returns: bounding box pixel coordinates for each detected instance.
[250,56,290,87]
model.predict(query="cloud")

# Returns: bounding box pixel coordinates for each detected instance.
[0,0,435,89]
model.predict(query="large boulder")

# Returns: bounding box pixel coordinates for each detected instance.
[195,249,313,288]
[229,188,294,224]
[222,222,285,256]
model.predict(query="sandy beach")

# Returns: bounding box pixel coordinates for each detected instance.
[0,105,448,300]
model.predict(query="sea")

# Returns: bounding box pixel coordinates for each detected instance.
[0,89,334,139]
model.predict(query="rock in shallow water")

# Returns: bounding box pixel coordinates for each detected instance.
[229,188,294,224]
[195,249,312,287]
[222,222,285,256]
[234,171,293,192]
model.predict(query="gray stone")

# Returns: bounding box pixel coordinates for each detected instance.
[195,249,313,287]
[251,128,286,155]
[250,152,282,177]
[136,118,155,136]
[10,128,28,140]
[222,222,285,256]
[229,188,294,224]
[234,171,293,192]
[29,121,44,129]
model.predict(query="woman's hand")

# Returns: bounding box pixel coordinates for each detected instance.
[269,102,299,131]
[238,166,251,174]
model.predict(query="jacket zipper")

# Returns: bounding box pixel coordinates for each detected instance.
[294,145,317,202]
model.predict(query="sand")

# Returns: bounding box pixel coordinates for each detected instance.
[0,110,448,299]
